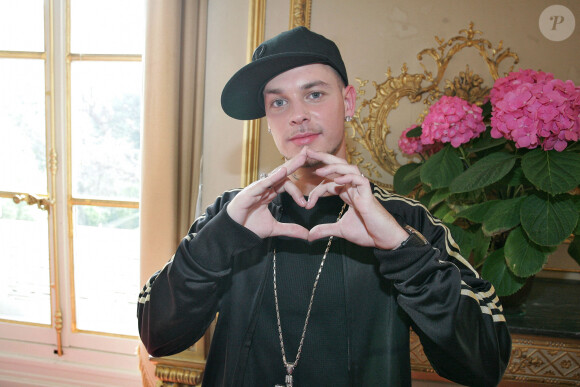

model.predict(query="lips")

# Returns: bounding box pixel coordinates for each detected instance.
[289,132,320,146]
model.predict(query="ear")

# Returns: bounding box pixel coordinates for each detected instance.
[343,85,356,117]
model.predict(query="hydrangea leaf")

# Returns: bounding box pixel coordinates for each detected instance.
[471,228,491,268]
[521,149,580,194]
[466,132,506,153]
[393,162,421,195]
[449,152,516,193]
[481,247,526,297]
[520,193,578,246]
[504,226,556,277]
[432,202,456,224]
[456,200,500,223]
[420,145,463,189]
[426,188,451,209]
[482,197,525,236]
[406,125,422,138]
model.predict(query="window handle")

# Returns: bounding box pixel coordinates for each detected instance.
[12,193,52,212]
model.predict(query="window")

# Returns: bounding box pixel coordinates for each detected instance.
[0,0,144,368]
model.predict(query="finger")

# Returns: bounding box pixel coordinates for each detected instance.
[308,223,342,241]
[283,149,308,177]
[305,148,348,165]
[315,163,362,178]
[271,222,310,240]
[333,174,371,192]
[282,179,307,207]
[259,167,288,191]
[305,180,341,209]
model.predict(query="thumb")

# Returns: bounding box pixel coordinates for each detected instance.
[308,223,342,242]
[271,222,310,240]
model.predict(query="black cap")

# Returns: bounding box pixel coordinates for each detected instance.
[221,27,348,120]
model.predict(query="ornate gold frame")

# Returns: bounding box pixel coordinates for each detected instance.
[348,22,519,183]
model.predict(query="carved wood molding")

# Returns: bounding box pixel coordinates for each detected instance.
[411,331,580,385]
[154,365,204,386]
[289,0,311,29]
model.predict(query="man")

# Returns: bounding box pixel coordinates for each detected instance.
[138,27,511,386]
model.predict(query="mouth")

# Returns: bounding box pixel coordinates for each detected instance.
[289,132,320,146]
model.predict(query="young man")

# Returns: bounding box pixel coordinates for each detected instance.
[138,27,511,386]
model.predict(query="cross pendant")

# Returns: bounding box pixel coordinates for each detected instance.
[275,363,294,387]
[274,376,293,387]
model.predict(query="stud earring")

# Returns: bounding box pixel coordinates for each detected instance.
[267,127,271,134]
[345,116,352,122]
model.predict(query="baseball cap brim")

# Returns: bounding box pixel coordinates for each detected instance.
[221,53,342,120]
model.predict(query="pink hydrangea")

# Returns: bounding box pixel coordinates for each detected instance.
[420,96,486,148]
[490,69,580,151]
[398,125,424,155]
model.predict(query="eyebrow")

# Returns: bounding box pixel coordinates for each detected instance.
[264,80,331,96]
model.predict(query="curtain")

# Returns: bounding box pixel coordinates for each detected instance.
[140,0,208,284]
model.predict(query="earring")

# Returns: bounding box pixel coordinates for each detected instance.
[267,127,271,134]
[345,116,352,122]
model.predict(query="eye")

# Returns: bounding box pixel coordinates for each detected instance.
[309,91,323,100]
[271,99,286,108]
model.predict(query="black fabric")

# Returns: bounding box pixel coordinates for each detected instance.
[243,194,349,386]
[138,185,512,387]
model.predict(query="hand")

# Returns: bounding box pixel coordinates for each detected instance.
[226,148,310,239]
[304,149,409,250]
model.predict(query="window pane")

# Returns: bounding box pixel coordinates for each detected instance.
[73,205,139,336]
[0,59,47,194]
[0,198,51,324]
[70,0,144,55]
[71,61,142,200]
[0,0,44,52]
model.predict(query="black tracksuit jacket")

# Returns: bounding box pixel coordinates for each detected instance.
[138,184,511,386]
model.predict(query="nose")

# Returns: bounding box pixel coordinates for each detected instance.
[289,101,310,127]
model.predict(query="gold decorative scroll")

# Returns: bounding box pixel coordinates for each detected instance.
[289,0,311,29]
[12,193,52,211]
[348,22,519,179]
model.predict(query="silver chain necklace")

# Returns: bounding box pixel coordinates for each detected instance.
[273,203,347,387]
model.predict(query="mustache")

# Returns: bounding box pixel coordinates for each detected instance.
[288,125,322,138]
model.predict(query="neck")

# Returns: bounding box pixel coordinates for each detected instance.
[289,142,348,196]
[290,166,325,196]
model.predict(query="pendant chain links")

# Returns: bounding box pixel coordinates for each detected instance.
[273,203,347,386]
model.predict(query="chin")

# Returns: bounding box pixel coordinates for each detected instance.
[304,158,323,168]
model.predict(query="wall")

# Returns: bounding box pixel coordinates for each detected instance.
[200,0,249,209]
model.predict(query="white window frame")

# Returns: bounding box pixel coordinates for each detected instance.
[0,1,142,384]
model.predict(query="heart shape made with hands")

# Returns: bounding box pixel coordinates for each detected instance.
[226,148,409,250]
